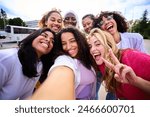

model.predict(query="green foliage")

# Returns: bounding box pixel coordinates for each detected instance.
[131,9,150,39]
[0,8,27,29]
[8,17,26,26]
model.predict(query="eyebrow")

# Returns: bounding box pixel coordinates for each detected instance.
[42,32,48,36]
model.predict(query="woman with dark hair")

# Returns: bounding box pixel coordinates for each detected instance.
[95,11,147,53]
[82,14,96,34]
[0,28,56,99]
[31,27,98,100]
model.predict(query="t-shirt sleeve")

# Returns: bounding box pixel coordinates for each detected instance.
[0,63,7,89]
[48,55,80,88]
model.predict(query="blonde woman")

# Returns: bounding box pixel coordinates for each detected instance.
[87,28,150,100]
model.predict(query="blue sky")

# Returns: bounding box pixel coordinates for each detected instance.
[0,0,150,27]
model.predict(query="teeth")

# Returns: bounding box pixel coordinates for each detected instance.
[41,43,48,48]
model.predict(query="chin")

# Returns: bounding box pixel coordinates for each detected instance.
[96,61,103,65]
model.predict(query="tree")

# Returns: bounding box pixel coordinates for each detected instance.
[0,8,7,29]
[8,17,26,26]
[131,9,150,39]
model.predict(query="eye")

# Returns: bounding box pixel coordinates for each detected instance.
[99,20,104,26]
[65,17,69,21]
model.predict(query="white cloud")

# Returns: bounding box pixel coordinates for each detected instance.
[1,0,150,25]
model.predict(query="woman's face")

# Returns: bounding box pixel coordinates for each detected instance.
[61,32,78,58]
[32,31,54,58]
[82,17,93,34]
[64,13,77,27]
[100,15,118,35]
[88,35,105,65]
[46,12,62,33]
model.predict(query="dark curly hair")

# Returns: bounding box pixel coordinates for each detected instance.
[95,11,128,32]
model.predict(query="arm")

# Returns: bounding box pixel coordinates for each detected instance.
[30,66,75,100]
[102,49,150,94]
[134,76,150,94]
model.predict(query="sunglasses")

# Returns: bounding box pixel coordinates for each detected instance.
[99,14,113,27]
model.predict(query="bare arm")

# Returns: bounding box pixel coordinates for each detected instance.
[30,66,75,100]
[134,76,150,94]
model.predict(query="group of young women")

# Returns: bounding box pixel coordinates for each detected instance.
[0,9,149,100]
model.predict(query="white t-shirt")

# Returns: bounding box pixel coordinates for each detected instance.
[48,55,80,88]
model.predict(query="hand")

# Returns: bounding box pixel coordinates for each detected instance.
[101,49,137,85]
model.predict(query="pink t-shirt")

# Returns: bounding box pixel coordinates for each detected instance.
[116,49,150,99]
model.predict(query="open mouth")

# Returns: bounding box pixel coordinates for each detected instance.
[106,24,113,31]
[93,53,101,61]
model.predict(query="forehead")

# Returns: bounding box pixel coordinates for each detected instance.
[88,35,99,42]
[42,31,53,36]
[49,12,62,18]
[65,13,75,18]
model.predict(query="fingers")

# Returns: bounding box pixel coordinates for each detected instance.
[114,74,124,83]
[109,49,120,64]
[101,57,114,70]
[114,64,125,75]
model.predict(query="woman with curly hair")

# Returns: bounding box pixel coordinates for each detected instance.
[38,9,63,33]
[95,11,147,53]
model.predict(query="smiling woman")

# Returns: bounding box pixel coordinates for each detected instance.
[0,28,56,100]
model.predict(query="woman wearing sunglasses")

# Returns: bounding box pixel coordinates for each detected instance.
[95,11,147,53]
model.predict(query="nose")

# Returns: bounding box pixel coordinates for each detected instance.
[66,42,71,50]
[53,20,59,25]
[90,45,96,52]
[45,37,50,42]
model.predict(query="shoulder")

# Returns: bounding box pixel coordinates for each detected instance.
[121,32,143,40]
[49,55,78,72]
[0,48,18,62]
[121,49,150,63]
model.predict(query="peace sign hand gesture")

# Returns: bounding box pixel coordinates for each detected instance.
[101,49,137,85]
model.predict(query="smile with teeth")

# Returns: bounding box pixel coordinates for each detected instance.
[41,42,49,48]
[93,53,101,61]
[106,24,113,30]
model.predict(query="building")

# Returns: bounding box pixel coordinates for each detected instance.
[25,20,39,28]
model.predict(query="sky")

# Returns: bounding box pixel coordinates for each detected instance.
[0,0,150,27]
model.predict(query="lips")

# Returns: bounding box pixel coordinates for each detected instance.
[68,49,76,56]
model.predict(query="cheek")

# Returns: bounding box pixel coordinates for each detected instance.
[101,25,106,30]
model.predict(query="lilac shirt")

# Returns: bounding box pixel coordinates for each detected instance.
[0,48,42,100]
[49,55,96,100]
[117,32,147,53]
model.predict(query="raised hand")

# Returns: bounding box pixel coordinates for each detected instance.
[101,49,137,85]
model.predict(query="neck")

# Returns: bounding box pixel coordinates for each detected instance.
[98,63,105,75]
[113,32,120,44]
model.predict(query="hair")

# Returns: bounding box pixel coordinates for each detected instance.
[82,14,95,23]
[88,28,121,92]
[18,28,56,79]
[38,10,62,28]
[95,11,128,32]
[56,27,98,71]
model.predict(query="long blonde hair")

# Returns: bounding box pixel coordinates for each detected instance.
[88,28,121,92]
